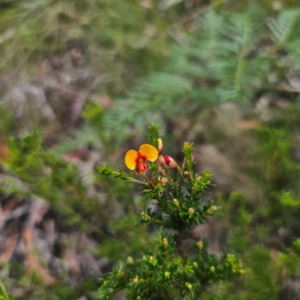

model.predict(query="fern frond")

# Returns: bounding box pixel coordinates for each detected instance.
[287,40,300,71]
[166,46,205,78]
[103,8,300,143]
[137,73,192,97]
[53,125,101,155]
[268,9,300,45]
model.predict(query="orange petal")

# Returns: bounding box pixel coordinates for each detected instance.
[139,144,158,162]
[125,149,138,170]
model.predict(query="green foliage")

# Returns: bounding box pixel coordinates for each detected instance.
[216,192,252,253]
[2,128,150,299]
[3,131,108,236]
[0,0,178,94]
[214,0,300,13]
[99,235,241,300]
[103,7,300,146]
[0,282,13,300]
[97,212,157,262]
[1,124,165,299]
[293,239,300,257]
[244,246,280,299]
[211,189,300,300]
[207,246,281,300]
[98,125,243,299]
[255,126,295,191]
[268,9,300,46]
[2,1,300,299]
[211,119,300,298]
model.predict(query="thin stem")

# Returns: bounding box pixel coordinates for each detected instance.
[129,178,149,186]
[139,173,155,188]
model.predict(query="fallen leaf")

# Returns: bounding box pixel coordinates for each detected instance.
[236,119,260,129]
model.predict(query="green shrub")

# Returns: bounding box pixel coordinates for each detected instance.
[98,125,243,299]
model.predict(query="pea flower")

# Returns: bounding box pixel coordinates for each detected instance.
[125,144,158,174]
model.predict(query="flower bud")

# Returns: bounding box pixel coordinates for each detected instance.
[190,152,194,162]
[188,207,195,215]
[183,170,189,177]
[117,270,125,278]
[160,177,168,185]
[165,271,170,278]
[141,211,150,221]
[185,282,192,290]
[207,205,218,214]
[157,138,163,154]
[197,240,204,251]
[153,177,168,186]
[163,238,168,247]
[193,262,198,268]
[210,266,215,273]
[157,154,168,169]
[173,199,180,208]
[155,177,168,185]
[133,275,139,283]
[184,142,192,148]
[127,256,134,264]
[103,280,109,286]
[164,155,179,169]
[149,256,158,266]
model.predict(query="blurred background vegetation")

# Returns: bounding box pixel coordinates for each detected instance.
[1,0,300,299]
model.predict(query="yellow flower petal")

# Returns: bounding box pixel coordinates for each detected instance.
[125,149,138,170]
[139,144,158,162]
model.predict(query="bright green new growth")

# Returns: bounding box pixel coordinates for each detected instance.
[0,281,13,300]
[98,124,243,300]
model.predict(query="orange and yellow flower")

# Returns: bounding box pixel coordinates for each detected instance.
[125,144,158,174]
